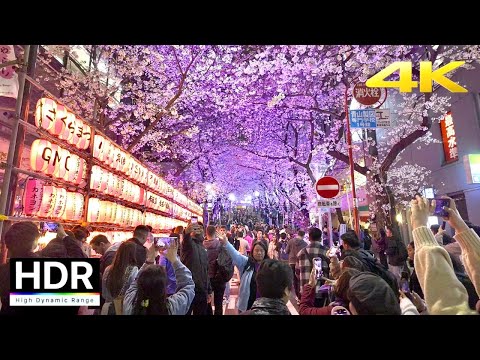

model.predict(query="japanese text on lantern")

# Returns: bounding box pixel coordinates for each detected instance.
[440,112,458,163]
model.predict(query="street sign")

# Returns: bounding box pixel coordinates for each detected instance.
[318,199,341,208]
[353,82,387,108]
[350,109,376,128]
[353,82,381,105]
[316,176,340,198]
[349,109,391,128]
[375,109,391,128]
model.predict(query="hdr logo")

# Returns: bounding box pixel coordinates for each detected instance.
[10,258,100,306]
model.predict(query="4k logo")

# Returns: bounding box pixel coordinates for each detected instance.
[366,61,467,93]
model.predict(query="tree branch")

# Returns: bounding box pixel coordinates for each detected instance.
[126,50,202,152]
[380,93,432,173]
[327,149,368,176]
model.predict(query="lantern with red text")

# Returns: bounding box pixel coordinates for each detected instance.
[37,185,57,218]
[23,178,44,216]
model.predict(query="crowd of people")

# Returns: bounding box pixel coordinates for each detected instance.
[0,195,479,315]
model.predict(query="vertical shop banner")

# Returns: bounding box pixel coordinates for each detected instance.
[0,45,19,99]
[440,112,458,163]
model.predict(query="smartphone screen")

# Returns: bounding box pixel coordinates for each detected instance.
[400,279,410,293]
[441,221,446,230]
[44,222,59,232]
[433,198,450,218]
[313,257,323,279]
[191,216,198,223]
[156,236,177,248]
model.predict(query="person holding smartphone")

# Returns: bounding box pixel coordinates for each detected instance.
[40,223,87,259]
[123,239,195,315]
[409,195,479,315]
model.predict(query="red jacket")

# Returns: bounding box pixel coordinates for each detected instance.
[299,284,333,315]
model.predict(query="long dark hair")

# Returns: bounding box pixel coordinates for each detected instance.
[106,241,137,297]
[244,241,269,272]
[334,268,361,304]
[133,265,169,315]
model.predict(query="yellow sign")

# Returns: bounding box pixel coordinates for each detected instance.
[366,61,467,93]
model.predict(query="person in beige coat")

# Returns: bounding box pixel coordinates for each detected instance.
[409,195,479,315]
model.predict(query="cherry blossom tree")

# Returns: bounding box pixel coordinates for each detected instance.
[41,45,480,228]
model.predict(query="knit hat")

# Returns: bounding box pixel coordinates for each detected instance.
[347,272,401,315]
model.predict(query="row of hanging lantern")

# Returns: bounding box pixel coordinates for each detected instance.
[93,134,148,184]
[87,198,143,227]
[170,203,194,221]
[35,98,92,150]
[90,165,145,204]
[172,189,202,216]
[31,98,201,222]
[145,212,187,232]
[23,178,84,220]
[145,191,172,214]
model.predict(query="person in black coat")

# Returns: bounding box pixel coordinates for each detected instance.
[0,222,79,315]
[126,225,150,268]
[40,225,88,259]
[181,222,212,315]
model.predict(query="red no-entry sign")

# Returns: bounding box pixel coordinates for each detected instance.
[315,176,340,199]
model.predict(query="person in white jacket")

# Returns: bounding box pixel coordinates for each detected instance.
[409,195,479,315]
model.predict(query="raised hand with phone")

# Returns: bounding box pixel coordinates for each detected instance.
[409,194,479,315]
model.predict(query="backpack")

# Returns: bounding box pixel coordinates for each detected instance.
[278,241,289,261]
[354,250,398,294]
[214,247,234,283]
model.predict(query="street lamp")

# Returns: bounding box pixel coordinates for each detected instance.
[254,191,260,197]
[228,193,236,201]
[205,183,213,192]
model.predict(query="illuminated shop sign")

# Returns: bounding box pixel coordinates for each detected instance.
[440,112,458,163]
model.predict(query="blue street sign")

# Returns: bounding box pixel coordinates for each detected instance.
[349,109,377,128]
